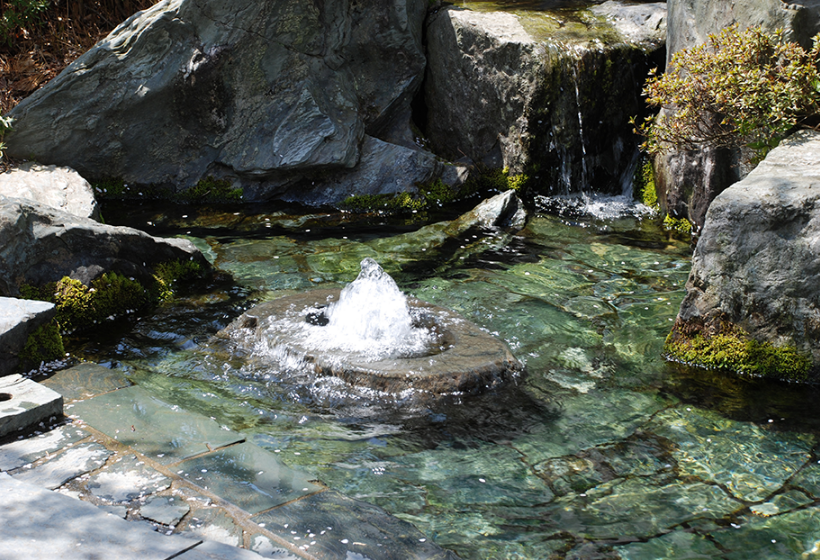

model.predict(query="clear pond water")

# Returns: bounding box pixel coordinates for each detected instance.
[74,198,820,559]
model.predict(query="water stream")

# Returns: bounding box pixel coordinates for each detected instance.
[74,198,820,559]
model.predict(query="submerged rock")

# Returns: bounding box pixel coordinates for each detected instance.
[6,0,432,204]
[666,130,820,380]
[423,2,665,194]
[0,163,101,221]
[655,0,820,228]
[0,197,208,295]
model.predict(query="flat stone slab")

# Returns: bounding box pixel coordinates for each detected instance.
[176,539,269,560]
[0,374,63,439]
[0,297,57,377]
[86,454,171,503]
[42,363,132,403]
[12,442,112,490]
[140,494,190,526]
[251,490,458,559]
[68,385,244,465]
[0,472,199,560]
[177,442,322,515]
[0,424,90,471]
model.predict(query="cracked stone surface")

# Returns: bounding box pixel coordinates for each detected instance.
[11,442,112,490]
[86,454,171,503]
[0,424,90,471]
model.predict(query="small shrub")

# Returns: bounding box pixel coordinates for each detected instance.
[0,0,50,46]
[181,176,243,202]
[635,25,820,161]
[153,259,202,301]
[18,321,64,371]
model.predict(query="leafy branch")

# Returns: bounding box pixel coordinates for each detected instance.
[634,25,820,161]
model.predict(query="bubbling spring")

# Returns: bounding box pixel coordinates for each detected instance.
[222,258,522,395]
[316,258,435,360]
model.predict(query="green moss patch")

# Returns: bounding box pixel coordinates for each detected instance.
[340,169,528,216]
[19,322,65,371]
[20,259,204,334]
[92,176,242,203]
[665,316,812,382]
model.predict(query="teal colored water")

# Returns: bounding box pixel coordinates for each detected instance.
[79,200,820,559]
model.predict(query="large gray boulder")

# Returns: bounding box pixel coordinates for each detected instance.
[0,163,101,221]
[656,0,820,228]
[423,2,666,194]
[6,0,431,205]
[0,197,208,296]
[668,130,820,377]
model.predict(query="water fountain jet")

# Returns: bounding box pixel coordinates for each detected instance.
[221,258,523,395]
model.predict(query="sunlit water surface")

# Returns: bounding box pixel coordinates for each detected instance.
[75,198,820,559]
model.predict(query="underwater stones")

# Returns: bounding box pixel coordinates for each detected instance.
[251,489,460,560]
[6,0,432,203]
[424,3,665,193]
[544,477,741,540]
[0,197,208,295]
[221,288,523,395]
[667,130,820,379]
[648,407,814,502]
[711,507,820,559]
[0,297,56,376]
[614,528,722,560]
[68,386,245,465]
[0,163,100,221]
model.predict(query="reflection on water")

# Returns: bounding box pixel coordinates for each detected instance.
[79,199,820,559]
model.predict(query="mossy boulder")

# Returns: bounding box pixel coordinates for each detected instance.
[0,197,209,296]
[423,2,666,194]
[668,131,820,381]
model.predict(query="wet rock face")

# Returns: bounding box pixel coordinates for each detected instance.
[657,0,820,227]
[6,0,429,204]
[672,131,820,370]
[423,2,666,194]
[0,197,208,296]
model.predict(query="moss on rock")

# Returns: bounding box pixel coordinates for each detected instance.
[20,259,205,334]
[665,315,812,382]
[19,322,65,371]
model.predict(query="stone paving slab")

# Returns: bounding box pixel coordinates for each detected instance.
[68,385,245,465]
[251,490,459,560]
[42,363,133,402]
[87,453,171,503]
[0,423,90,471]
[0,374,63,438]
[12,441,112,490]
[176,441,323,515]
[177,539,271,560]
[140,494,191,526]
[0,472,201,560]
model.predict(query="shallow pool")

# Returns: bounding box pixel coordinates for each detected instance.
[76,198,820,559]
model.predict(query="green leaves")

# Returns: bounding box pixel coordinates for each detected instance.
[0,0,50,46]
[638,25,820,161]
